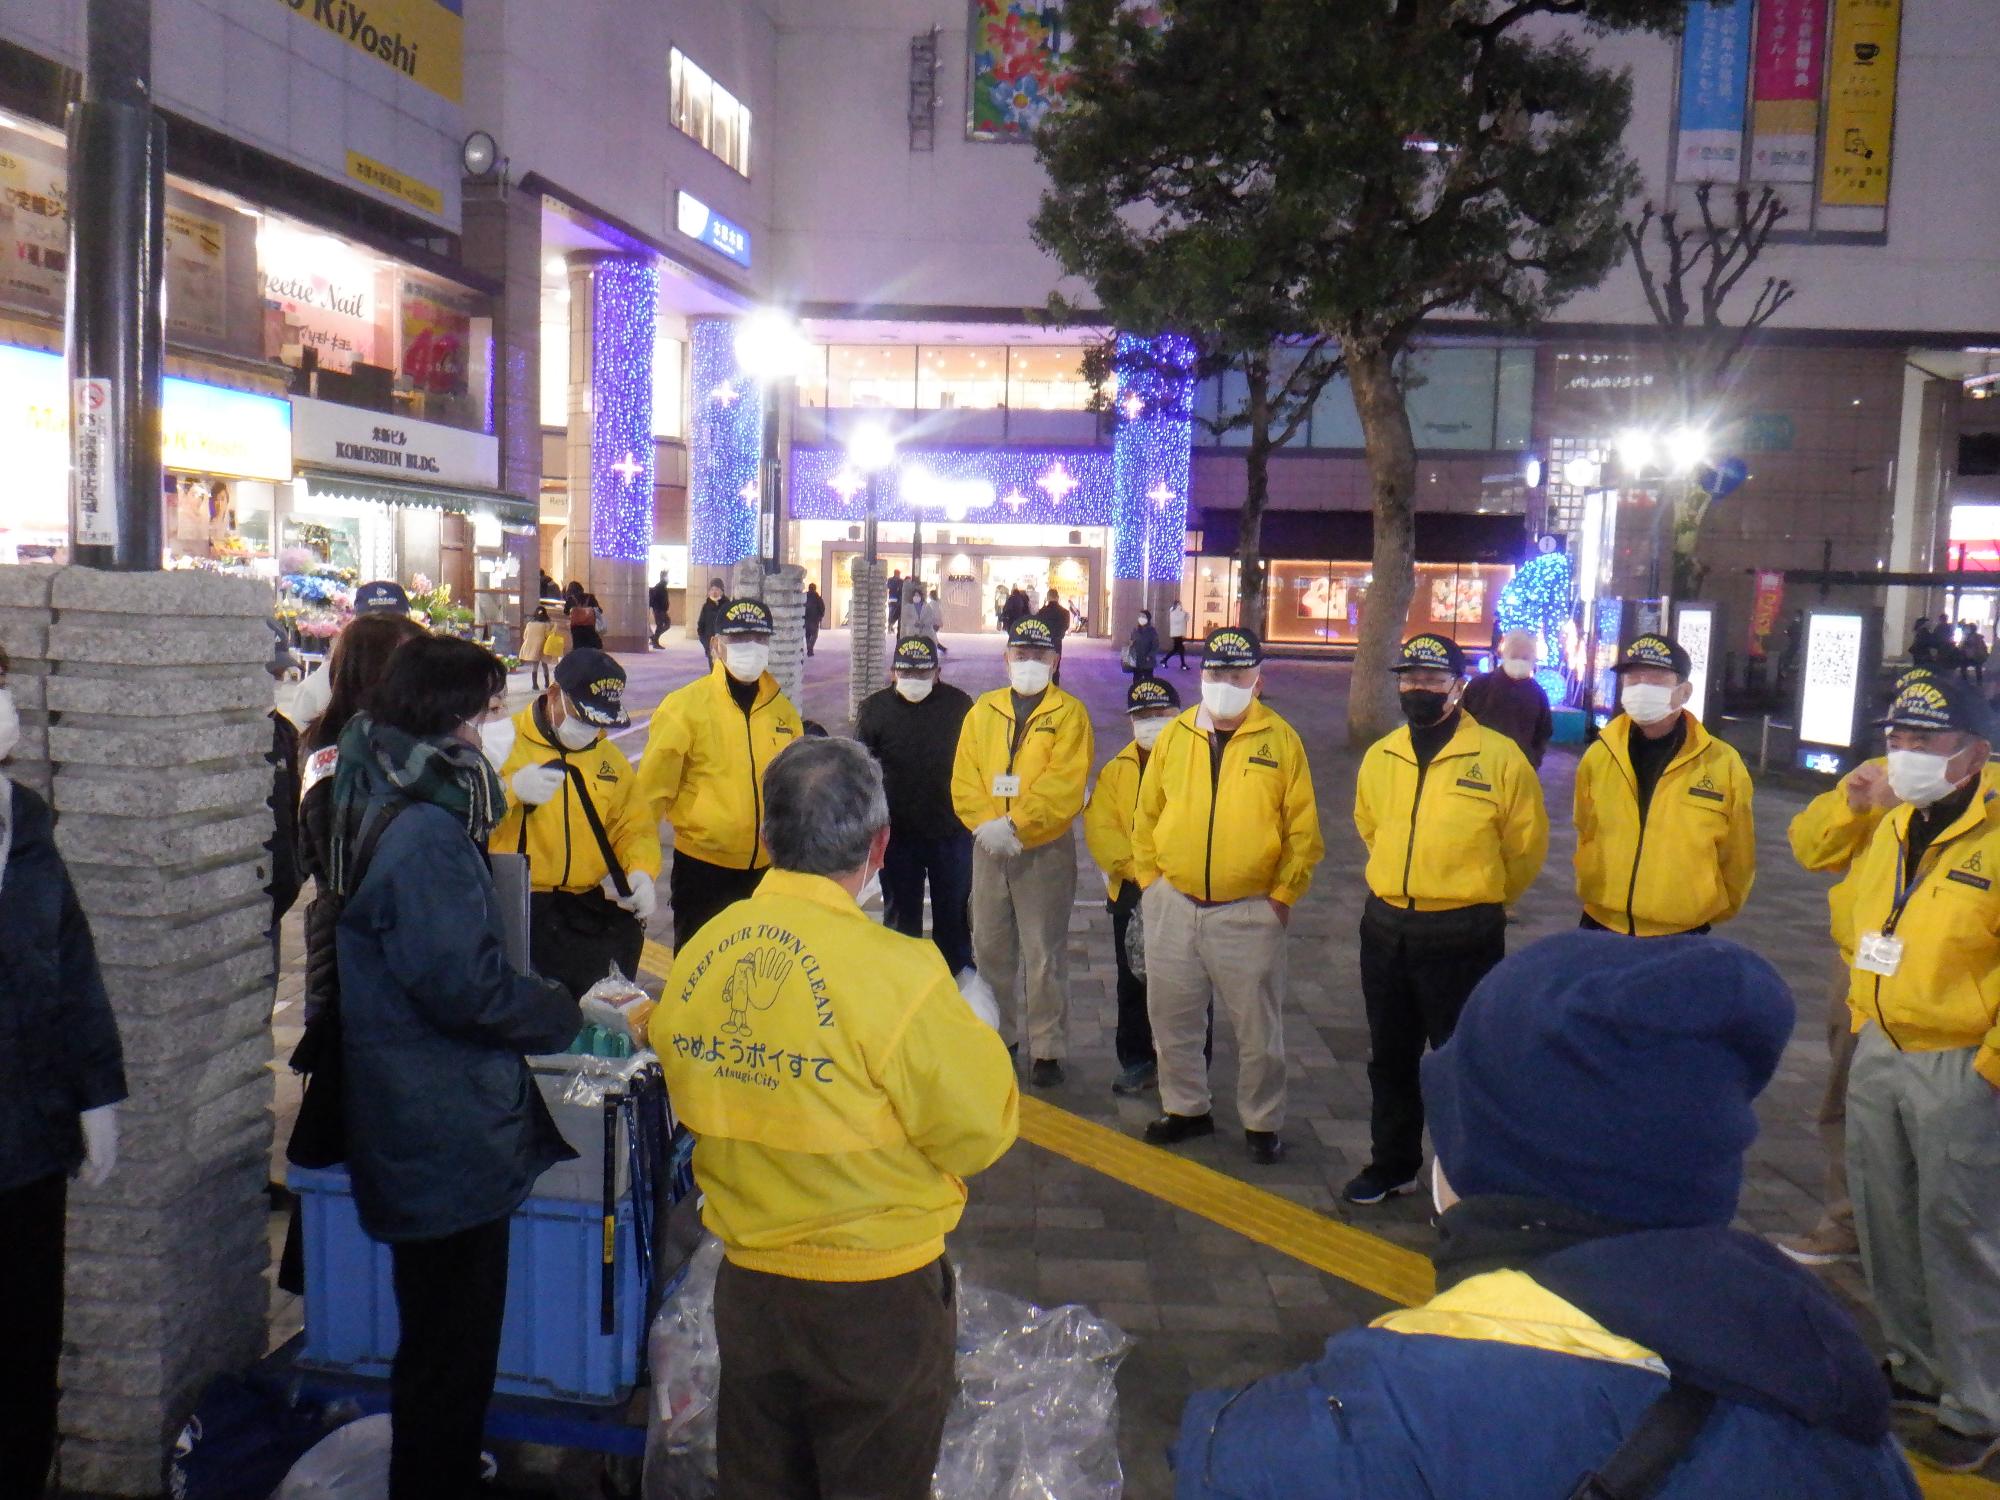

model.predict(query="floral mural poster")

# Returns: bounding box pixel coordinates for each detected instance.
[966,0,1165,142]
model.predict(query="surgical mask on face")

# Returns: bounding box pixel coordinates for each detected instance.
[1399,688,1452,727]
[1008,660,1052,696]
[894,675,935,704]
[857,858,883,908]
[0,687,17,760]
[478,715,516,771]
[1887,747,1962,808]
[1202,680,1254,721]
[1132,715,1167,751]
[554,703,600,750]
[723,642,770,682]
[1501,657,1535,680]
[1620,682,1678,726]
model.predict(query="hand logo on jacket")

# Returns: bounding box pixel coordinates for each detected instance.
[719,948,796,1038]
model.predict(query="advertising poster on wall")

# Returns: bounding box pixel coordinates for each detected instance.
[1749,567,1786,649]
[1819,0,1902,207]
[0,145,67,309]
[399,279,473,399]
[1674,0,1755,182]
[260,228,380,374]
[1749,0,1828,181]
[165,205,228,346]
[966,0,1165,142]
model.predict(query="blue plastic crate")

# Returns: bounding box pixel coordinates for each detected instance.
[289,1167,644,1405]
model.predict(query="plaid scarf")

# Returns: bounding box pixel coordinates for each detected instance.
[327,712,504,894]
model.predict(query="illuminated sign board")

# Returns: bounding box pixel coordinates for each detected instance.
[676,191,752,269]
[1676,602,1716,722]
[1798,611,1866,750]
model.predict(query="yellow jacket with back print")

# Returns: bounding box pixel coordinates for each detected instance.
[951,686,1094,848]
[1354,713,1547,911]
[487,703,661,893]
[637,660,802,870]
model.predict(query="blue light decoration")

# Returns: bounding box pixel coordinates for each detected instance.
[588,257,658,564]
[1110,332,1197,582]
[1494,545,1576,706]
[689,317,762,568]
[788,446,1116,527]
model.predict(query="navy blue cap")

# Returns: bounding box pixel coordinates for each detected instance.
[553,648,630,729]
[354,580,410,615]
[892,637,939,672]
[1202,627,1262,668]
[1127,677,1181,714]
[1007,616,1058,650]
[717,598,774,636]
[1392,632,1465,676]
[1878,671,1994,738]
[1613,634,1692,678]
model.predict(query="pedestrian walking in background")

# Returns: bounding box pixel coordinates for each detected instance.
[1175,933,1921,1499]
[639,599,803,949]
[854,637,976,976]
[804,583,825,657]
[1132,628,1324,1164]
[569,592,603,651]
[1000,586,1031,635]
[1347,633,1547,1205]
[887,570,904,635]
[1962,623,1988,683]
[652,738,1017,1500]
[0,647,127,1500]
[951,615,1094,1086]
[695,579,729,662]
[1164,599,1190,670]
[1084,676,1184,1097]
[1574,634,1755,937]
[1911,617,1937,668]
[520,606,554,691]
[924,588,948,653]
[487,649,660,1000]
[1460,629,1552,768]
[1124,608,1159,680]
[648,572,673,648]
[330,636,581,1498]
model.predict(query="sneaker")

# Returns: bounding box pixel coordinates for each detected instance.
[1143,1112,1216,1145]
[1341,1166,1418,1205]
[1904,1422,2000,1475]
[1245,1130,1286,1166]
[1773,1221,1860,1266]
[1029,1058,1065,1088]
[1111,1063,1158,1096]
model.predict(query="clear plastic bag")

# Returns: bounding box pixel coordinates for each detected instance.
[642,1239,1131,1500]
[271,1413,390,1500]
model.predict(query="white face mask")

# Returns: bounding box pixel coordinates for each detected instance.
[894,675,935,703]
[1202,679,1254,721]
[1620,682,1678,726]
[1501,657,1535,680]
[723,642,770,683]
[1008,659,1052,696]
[1887,747,1963,808]
[1132,715,1168,751]
[553,704,600,750]
[478,715,516,771]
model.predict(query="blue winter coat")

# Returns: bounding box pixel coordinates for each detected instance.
[0,781,127,1192]
[336,795,580,1242]
[1176,1225,1919,1500]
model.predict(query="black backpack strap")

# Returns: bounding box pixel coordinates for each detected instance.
[346,799,411,897]
[1567,1381,1718,1500]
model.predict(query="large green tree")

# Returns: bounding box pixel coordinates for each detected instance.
[1034,0,1686,743]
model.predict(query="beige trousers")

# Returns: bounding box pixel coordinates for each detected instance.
[1143,882,1288,1133]
[970,827,1077,1060]
[1815,955,1858,1233]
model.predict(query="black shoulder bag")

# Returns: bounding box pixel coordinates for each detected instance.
[1566,1381,1718,1500]
[523,761,646,1001]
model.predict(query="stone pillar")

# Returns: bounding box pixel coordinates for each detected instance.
[0,565,274,1495]
[566,253,658,655]
[848,559,889,722]
[729,559,807,709]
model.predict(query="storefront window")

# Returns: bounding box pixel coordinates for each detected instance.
[918,346,1008,410]
[827,345,917,409]
[796,344,830,408]
[1006,346,1091,410]
[1185,554,1514,648]
[1495,346,1535,450]
[670,48,751,176]
[1407,347,1504,450]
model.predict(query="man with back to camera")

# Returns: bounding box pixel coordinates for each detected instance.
[853,636,976,977]
[1573,633,1755,937]
[1131,627,1323,1164]
[1346,632,1547,1205]
[951,614,1094,1087]
[651,737,1017,1500]
[648,571,672,649]
[1460,629,1553,769]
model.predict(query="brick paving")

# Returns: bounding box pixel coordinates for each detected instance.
[269,624,1873,1498]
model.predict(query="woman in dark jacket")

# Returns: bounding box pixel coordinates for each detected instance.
[0,650,127,1497]
[695,578,729,661]
[332,636,579,1498]
[1127,609,1160,679]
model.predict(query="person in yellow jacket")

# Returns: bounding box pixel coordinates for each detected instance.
[1346,632,1546,1205]
[651,738,1017,1498]
[637,599,802,949]
[1084,676,1185,1097]
[486,649,660,999]
[1132,627,1324,1166]
[1573,633,1755,936]
[1836,672,2000,1474]
[950,614,1094,1086]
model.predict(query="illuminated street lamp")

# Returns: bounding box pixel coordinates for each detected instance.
[844,421,898,566]
[1614,422,1717,596]
[734,311,815,572]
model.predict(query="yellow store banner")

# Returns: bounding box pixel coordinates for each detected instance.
[345,152,445,217]
[1818,0,1901,207]
[272,0,463,105]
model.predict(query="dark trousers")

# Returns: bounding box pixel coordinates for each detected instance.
[670,851,769,951]
[714,1257,956,1500]
[806,625,820,657]
[651,609,670,647]
[0,1172,66,1498]
[881,830,974,976]
[1163,636,1188,668]
[1358,901,1505,1182]
[1110,886,1154,1072]
[389,1215,511,1500]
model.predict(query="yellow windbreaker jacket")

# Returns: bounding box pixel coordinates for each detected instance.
[951,685,1094,848]
[1084,741,1145,900]
[637,661,802,870]
[649,869,1020,1280]
[1573,713,1755,936]
[1837,787,2000,1086]
[487,704,661,894]
[1354,713,1547,911]
[1133,701,1325,906]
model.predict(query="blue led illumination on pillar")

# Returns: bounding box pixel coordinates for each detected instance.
[1110,333,1197,584]
[689,318,762,568]
[588,257,658,564]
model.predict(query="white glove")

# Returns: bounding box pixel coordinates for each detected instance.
[79,1104,118,1188]
[956,968,1001,1030]
[510,763,567,806]
[974,817,1024,858]
[604,868,657,921]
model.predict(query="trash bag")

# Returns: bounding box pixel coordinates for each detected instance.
[166,1373,349,1500]
[272,1413,391,1500]
[641,1239,1131,1500]
[956,968,1002,1032]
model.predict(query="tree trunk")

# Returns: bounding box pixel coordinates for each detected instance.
[1237,355,1272,633]
[1345,334,1418,747]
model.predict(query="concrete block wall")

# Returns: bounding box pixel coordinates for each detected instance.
[729,559,808,710]
[848,560,889,723]
[0,565,277,1497]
